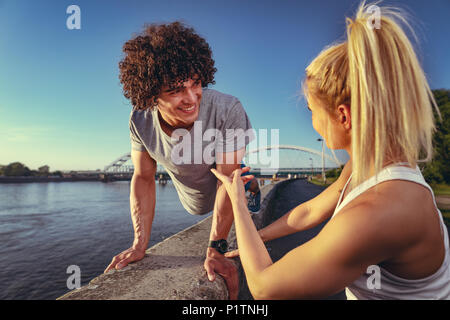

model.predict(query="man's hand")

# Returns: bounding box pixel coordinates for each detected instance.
[104,247,146,273]
[105,151,155,274]
[204,248,239,300]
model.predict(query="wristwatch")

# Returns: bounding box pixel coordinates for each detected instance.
[208,239,228,254]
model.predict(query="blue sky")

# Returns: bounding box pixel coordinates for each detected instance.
[0,0,449,171]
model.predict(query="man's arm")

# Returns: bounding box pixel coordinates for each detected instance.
[104,149,156,272]
[203,148,246,299]
[208,148,246,246]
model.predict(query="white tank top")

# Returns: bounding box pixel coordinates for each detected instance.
[332,163,450,300]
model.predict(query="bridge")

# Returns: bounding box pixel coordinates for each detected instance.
[97,145,344,182]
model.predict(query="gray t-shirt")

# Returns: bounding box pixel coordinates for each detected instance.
[129,88,254,215]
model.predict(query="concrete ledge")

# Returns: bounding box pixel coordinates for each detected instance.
[58,216,229,300]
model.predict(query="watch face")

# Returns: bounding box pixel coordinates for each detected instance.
[219,241,227,252]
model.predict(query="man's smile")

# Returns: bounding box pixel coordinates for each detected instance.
[178,104,197,114]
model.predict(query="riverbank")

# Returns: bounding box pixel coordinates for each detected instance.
[58,180,280,300]
[0,176,99,183]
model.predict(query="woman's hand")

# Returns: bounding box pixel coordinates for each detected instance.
[224,248,240,258]
[210,167,254,206]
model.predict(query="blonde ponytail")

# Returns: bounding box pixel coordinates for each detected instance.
[306,1,441,189]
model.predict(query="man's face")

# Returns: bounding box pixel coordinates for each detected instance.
[157,78,202,128]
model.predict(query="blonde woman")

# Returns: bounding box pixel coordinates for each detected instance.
[211,1,449,300]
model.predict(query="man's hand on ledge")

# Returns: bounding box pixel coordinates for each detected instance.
[204,248,239,300]
[104,247,146,273]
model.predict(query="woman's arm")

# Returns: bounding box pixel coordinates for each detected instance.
[234,196,392,299]
[232,197,273,285]
[212,161,394,300]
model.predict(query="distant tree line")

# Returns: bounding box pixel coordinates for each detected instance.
[419,89,450,185]
[0,162,62,177]
[325,166,343,179]
[325,89,449,185]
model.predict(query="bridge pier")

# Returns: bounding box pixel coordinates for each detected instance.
[99,174,112,183]
[158,174,168,185]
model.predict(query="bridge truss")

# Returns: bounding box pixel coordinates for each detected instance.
[103,145,343,175]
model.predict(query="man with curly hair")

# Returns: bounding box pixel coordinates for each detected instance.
[104,22,254,300]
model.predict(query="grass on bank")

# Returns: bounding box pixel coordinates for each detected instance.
[442,210,450,227]
[308,176,337,187]
[430,183,450,196]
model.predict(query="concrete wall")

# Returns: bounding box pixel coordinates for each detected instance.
[58,181,278,300]
[58,215,230,300]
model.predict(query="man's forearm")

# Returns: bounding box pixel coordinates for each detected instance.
[209,182,234,242]
[130,175,156,252]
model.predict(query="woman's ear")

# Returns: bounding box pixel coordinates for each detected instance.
[337,104,351,129]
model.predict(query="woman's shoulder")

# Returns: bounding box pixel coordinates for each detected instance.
[344,179,432,218]
[364,178,434,217]
[323,178,445,281]
[338,179,437,247]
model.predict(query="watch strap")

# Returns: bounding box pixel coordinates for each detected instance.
[208,239,228,254]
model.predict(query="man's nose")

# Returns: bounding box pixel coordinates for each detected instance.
[182,88,197,105]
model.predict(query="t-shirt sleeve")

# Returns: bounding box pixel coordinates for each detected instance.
[129,113,146,152]
[216,100,255,153]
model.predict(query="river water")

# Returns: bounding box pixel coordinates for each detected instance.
[0,181,210,300]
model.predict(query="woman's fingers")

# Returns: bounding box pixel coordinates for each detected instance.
[232,169,242,182]
[210,168,229,183]
[241,175,255,184]
[212,167,254,186]
[224,249,240,258]
[240,166,251,174]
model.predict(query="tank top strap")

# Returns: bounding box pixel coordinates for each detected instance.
[335,171,353,212]
[333,163,418,216]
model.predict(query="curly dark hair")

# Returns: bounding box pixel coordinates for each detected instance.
[119,21,217,111]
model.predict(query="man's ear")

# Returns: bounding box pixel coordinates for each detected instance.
[337,104,351,130]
